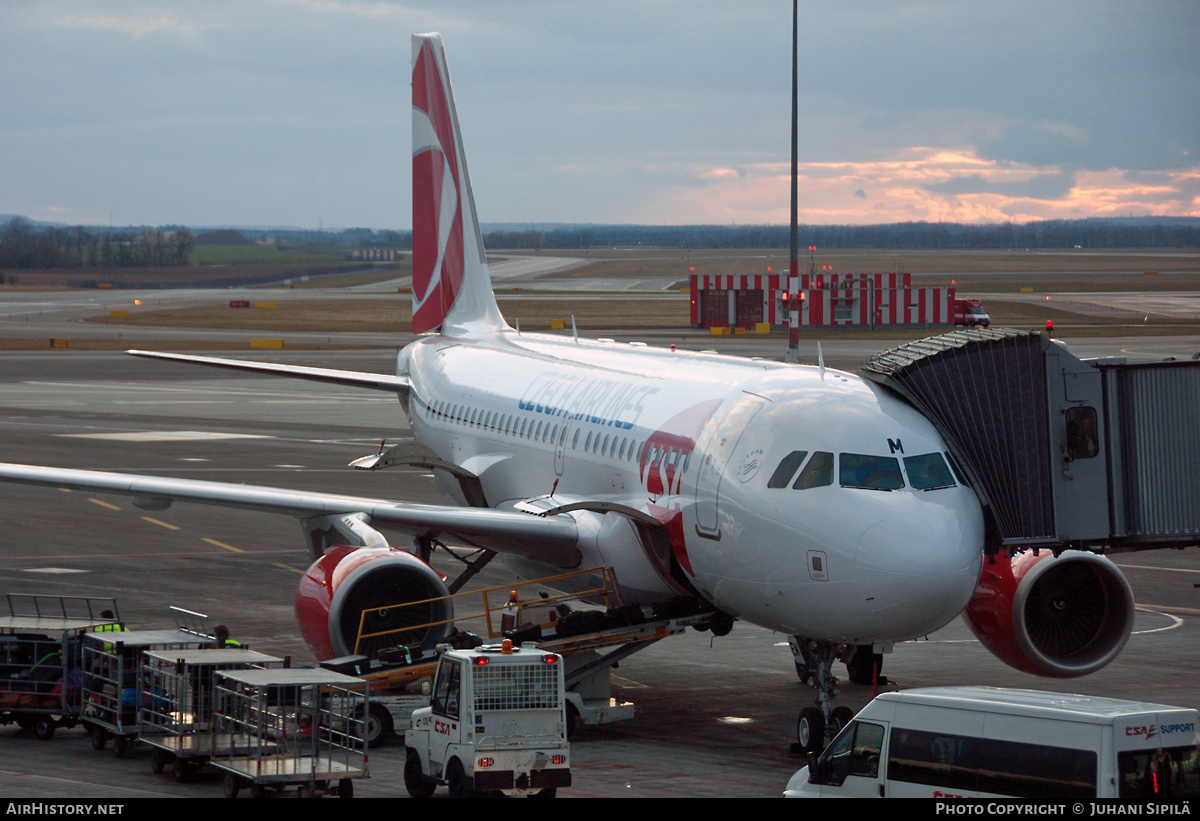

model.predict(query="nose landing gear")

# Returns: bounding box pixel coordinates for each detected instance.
[788,637,857,754]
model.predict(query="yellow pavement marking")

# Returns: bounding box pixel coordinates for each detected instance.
[202,538,243,553]
[273,563,305,574]
[140,517,180,530]
[88,498,121,510]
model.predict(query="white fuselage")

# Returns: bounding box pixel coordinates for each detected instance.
[399,328,984,644]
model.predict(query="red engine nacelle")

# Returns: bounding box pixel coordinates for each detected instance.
[962,549,1134,677]
[295,546,454,661]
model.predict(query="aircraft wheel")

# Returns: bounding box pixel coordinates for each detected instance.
[829,705,855,736]
[846,645,882,685]
[709,611,734,637]
[796,707,825,754]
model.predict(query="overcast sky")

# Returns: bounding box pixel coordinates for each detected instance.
[1,1,1196,229]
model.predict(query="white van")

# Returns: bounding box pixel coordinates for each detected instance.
[785,686,1199,799]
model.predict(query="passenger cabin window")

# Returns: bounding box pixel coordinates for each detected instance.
[840,454,905,490]
[1118,746,1200,799]
[903,453,956,490]
[888,727,1097,799]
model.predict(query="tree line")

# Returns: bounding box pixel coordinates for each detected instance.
[0,219,194,268]
[3,217,1195,270]
[480,219,1200,251]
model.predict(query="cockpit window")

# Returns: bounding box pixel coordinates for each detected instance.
[793,451,834,490]
[767,450,808,488]
[903,453,957,490]
[840,454,904,490]
[945,451,970,487]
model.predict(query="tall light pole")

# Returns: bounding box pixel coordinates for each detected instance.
[785,0,802,363]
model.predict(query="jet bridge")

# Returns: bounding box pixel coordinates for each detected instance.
[861,328,1200,555]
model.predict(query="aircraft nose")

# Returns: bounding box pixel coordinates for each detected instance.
[853,500,983,637]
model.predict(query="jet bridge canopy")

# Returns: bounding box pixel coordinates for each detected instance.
[861,328,1200,554]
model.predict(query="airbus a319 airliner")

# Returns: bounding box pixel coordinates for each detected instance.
[0,34,1133,748]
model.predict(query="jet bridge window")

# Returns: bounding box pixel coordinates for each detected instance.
[902,453,956,490]
[1065,406,1099,460]
[840,453,905,490]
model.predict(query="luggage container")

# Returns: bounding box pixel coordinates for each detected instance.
[138,648,284,781]
[0,594,121,740]
[210,668,369,798]
[81,606,215,756]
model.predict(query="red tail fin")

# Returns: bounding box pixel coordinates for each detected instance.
[411,34,504,335]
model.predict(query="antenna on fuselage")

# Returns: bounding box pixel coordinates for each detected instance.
[817,341,825,379]
[516,318,521,334]
[571,315,578,343]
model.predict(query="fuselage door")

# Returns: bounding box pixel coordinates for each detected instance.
[553,416,575,477]
[693,395,765,539]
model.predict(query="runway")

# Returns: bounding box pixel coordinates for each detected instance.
[0,344,1197,798]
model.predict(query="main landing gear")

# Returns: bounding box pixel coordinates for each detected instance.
[788,637,880,754]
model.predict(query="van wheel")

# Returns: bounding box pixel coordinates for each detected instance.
[796,707,825,753]
[404,749,436,798]
[223,773,241,799]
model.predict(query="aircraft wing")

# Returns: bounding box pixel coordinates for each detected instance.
[0,462,580,566]
[125,350,409,393]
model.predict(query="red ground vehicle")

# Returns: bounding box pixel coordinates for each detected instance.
[953,298,990,327]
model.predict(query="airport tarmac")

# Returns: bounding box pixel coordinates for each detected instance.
[0,343,1197,799]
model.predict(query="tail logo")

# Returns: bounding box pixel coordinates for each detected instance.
[412,39,465,334]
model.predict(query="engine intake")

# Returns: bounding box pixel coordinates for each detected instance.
[295,546,454,661]
[962,549,1134,677]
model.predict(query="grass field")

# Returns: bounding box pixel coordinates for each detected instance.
[190,245,350,265]
[46,246,1200,344]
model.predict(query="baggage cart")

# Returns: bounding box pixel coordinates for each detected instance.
[0,594,121,739]
[81,606,215,756]
[139,648,284,781]
[211,668,369,798]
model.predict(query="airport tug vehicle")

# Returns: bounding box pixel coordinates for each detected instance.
[404,639,570,798]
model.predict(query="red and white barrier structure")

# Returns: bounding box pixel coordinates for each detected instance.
[690,272,953,330]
